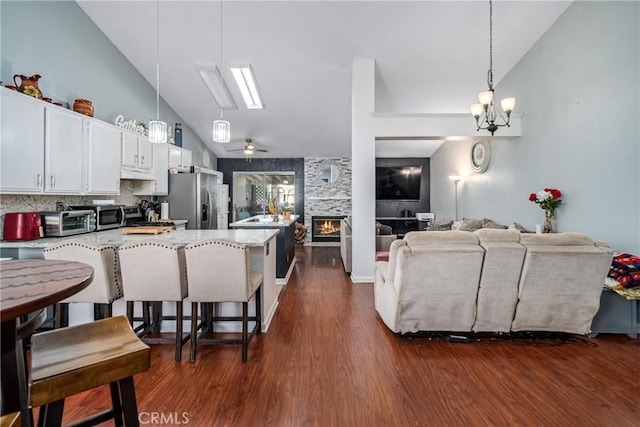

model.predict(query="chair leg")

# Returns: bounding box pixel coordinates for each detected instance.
[175,301,183,362]
[38,400,64,427]
[118,376,140,427]
[94,303,113,321]
[142,302,151,329]
[189,302,198,363]
[126,301,134,327]
[55,303,69,328]
[242,302,248,363]
[256,286,262,334]
[109,381,124,427]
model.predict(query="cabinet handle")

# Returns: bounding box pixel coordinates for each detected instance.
[51,175,55,188]
[141,155,145,165]
[37,174,42,188]
[134,154,138,164]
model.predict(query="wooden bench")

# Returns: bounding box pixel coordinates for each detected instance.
[29,315,150,426]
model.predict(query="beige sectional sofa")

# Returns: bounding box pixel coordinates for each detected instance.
[374,229,613,335]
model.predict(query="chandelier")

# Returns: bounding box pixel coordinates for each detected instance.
[470,0,515,136]
[148,0,167,143]
[213,0,230,143]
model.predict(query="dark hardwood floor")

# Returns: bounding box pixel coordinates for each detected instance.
[58,246,638,426]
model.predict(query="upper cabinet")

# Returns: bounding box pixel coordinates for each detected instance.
[1,89,82,194]
[122,131,153,170]
[133,143,169,196]
[44,107,84,193]
[86,120,121,194]
[0,88,122,196]
[1,89,46,193]
[168,145,192,172]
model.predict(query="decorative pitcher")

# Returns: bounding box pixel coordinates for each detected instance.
[13,74,42,99]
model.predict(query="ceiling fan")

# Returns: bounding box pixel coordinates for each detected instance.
[225,138,267,162]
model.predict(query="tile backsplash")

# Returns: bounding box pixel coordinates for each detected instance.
[0,181,143,239]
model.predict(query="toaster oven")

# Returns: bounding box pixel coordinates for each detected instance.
[40,210,96,237]
[69,205,125,230]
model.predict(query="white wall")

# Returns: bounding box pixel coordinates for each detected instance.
[431,1,640,253]
[0,0,213,168]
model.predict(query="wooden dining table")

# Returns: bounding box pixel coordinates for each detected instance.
[0,259,94,417]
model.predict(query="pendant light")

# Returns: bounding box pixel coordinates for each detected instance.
[148,0,167,144]
[213,0,231,143]
[470,0,515,136]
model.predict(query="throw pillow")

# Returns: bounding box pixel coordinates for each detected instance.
[457,218,484,232]
[426,220,453,231]
[508,222,529,233]
[482,218,508,229]
[608,253,640,288]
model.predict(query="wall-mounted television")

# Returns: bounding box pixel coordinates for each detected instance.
[376,166,422,200]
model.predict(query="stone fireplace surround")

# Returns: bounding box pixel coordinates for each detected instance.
[303,158,352,245]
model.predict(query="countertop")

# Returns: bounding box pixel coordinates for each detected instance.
[230,214,299,228]
[0,228,279,249]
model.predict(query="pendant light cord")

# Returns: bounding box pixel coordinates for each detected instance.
[219,0,224,120]
[155,0,160,121]
[487,0,494,90]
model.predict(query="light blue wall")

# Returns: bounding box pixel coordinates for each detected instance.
[0,0,214,167]
[431,1,639,253]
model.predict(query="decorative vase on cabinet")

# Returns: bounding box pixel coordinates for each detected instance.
[73,99,94,117]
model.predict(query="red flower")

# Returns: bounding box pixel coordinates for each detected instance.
[529,193,537,202]
[550,189,562,199]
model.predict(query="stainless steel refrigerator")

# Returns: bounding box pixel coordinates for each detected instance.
[166,169,229,230]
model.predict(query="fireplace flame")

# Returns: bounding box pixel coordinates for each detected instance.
[319,220,340,235]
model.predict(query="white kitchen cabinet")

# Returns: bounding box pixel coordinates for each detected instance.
[1,88,82,195]
[133,143,169,196]
[121,131,153,170]
[1,89,45,193]
[168,145,192,171]
[85,119,121,194]
[45,107,83,193]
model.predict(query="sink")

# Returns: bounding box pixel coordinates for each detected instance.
[258,216,276,223]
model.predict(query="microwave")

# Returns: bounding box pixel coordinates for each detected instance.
[41,210,96,237]
[69,205,125,230]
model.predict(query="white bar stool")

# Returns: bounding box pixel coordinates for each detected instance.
[43,239,123,327]
[185,239,263,363]
[118,239,190,361]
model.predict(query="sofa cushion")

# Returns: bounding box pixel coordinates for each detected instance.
[520,233,596,247]
[404,230,479,246]
[474,228,521,243]
[375,222,393,235]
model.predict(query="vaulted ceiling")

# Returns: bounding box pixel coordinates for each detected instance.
[77,1,572,159]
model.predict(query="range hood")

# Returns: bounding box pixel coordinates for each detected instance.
[120,168,157,181]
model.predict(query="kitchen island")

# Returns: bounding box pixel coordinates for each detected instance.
[0,228,280,332]
[229,214,299,285]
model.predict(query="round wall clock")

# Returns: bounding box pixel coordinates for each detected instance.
[470,139,491,173]
[202,150,211,168]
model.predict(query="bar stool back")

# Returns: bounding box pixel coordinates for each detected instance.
[118,240,189,361]
[185,239,263,363]
[43,239,122,327]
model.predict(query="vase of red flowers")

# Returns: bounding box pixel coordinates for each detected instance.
[529,188,562,233]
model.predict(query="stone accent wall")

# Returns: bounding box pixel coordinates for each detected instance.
[303,157,351,244]
[0,181,140,239]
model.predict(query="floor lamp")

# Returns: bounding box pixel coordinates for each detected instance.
[448,176,463,221]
